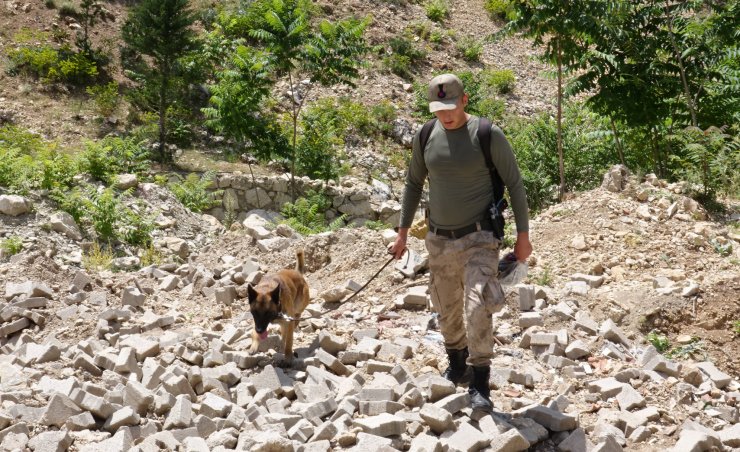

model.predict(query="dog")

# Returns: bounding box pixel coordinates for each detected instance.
[247,249,310,363]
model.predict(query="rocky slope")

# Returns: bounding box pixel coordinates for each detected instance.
[0,167,738,451]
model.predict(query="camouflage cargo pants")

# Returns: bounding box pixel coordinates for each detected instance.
[425,230,505,367]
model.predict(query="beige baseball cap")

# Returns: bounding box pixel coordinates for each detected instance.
[427,73,464,112]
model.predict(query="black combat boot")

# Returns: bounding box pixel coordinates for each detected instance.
[469,366,493,412]
[441,348,471,385]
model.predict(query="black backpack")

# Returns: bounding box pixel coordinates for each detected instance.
[418,117,508,215]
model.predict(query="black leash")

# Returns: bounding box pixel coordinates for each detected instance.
[278,252,405,322]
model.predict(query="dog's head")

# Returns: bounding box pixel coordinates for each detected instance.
[247,284,281,340]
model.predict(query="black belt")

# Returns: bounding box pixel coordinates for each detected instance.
[431,218,494,239]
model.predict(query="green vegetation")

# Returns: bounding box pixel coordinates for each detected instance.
[82,241,114,272]
[168,171,222,213]
[8,42,98,85]
[1,236,23,257]
[86,81,120,117]
[484,0,515,21]
[733,321,740,335]
[122,0,198,162]
[279,190,346,235]
[456,37,483,62]
[425,0,449,23]
[383,36,426,78]
[647,331,670,353]
[530,265,552,287]
[482,68,516,94]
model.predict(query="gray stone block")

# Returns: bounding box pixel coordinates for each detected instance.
[352,413,405,437]
[419,403,453,434]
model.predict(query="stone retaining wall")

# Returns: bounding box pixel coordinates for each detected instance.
[206,173,401,226]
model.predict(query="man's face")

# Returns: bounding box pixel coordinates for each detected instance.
[433,94,469,130]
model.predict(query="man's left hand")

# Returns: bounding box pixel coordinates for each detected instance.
[514,231,532,262]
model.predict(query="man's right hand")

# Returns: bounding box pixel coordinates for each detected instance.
[388,228,409,260]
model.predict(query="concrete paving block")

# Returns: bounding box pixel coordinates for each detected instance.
[695,361,732,389]
[409,432,442,452]
[506,418,548,445]
[592,435,624,452]
[434,392,471,415]
[441,421,490,452]
[164,395,192,430]
[318,331,348,355]
[199,392,233,418]
[288,418,315,443]
[123,380,154,416]
[163,375,197,402]
[571,273,604,288]
[351,432,393,450]
[518,285,536,311]
[556,427,592,452]
[376,342,413,361]
[215,286,237,306]
[310,420,338,441]
[359,401,404,416]
[593,421,626,446]
[358,387,395,402]
[141,358,166,390]
[181,436,209,452]
[66,412,96,431]
[70,388,114,419]
[643,355,681,377]
[487,428,530,452]
[315,348,350,376]
[103,406,140,431]
[365,360,395,374]
[426,375,456,402]
[78,429,133,452]
[599,320,631,347]
[419,403,453,434]
[514,404,577,432]
[121,287,145,308]
[299,439,331,452]
[352,412,405,437]
[565,340,590,360]
[36,376,78,398]
[28,430,73,452]
[290,397,337,420]
[530,333,558,346]
[574,311,599,335]
[115,347,140,374]
[588,377,625,399]
[519,312,543,329]
[616,385,646,411]
[39,393,83,427]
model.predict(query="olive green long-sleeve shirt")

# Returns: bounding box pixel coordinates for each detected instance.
[399,116,529,232]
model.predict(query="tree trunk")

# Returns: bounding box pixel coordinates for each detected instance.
[664,1,698,128]
[610,118,626,166]
[159,66,169,163]
[288,70,297,202]
[556,39,565,201]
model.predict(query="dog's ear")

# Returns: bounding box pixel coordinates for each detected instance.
[270,285,281,306]
[247,284,257,303]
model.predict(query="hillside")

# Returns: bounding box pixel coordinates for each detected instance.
[1,0,740,451]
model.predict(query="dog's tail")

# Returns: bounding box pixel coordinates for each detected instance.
[296,249,305,274]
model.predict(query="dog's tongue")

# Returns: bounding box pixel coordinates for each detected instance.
[258,331,269,340]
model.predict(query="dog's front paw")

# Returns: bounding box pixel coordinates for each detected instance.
[248,342,259,354]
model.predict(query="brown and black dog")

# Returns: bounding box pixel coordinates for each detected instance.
[247,250,309,362]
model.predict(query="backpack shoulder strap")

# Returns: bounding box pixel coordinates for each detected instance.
[419,118,437,154]
[477,117,506,206]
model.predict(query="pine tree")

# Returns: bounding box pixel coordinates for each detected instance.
[122,0,197,163]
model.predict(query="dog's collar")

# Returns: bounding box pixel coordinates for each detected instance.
[276,312,300,322]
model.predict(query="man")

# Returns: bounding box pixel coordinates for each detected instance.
[389,73,532,411]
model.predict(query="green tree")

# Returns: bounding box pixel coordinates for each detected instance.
[77,0,107,57]
[122,0,197,163]
[506,0,595,201]
[248,0,369,197]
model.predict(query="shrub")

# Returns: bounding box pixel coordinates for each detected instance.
[168,171,222,213]
[425,0,449,23]
[484,0,516,21]
[1,236,23,256]
[647,331,670,353]
[8,43,98,85]
[482,68,516,94]
[85,187,121,243]
[86,81,119,117]
[456,37,483,62]
[371,101,398,136]
[296,126,343,181]
[383,36,426,78]
[120,202,155,247]
[79,136,151,182]
[280,190,343,235]
[82,241,113,271]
